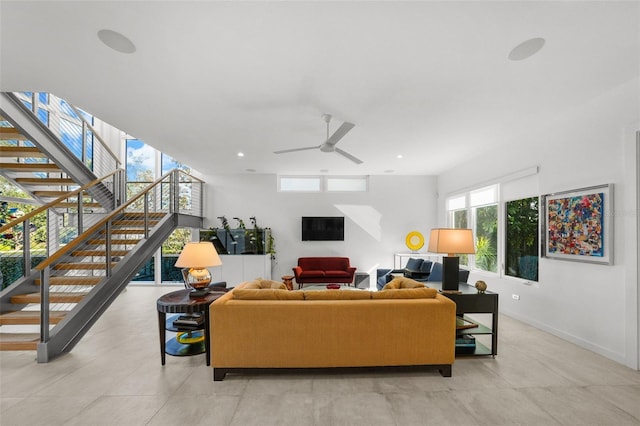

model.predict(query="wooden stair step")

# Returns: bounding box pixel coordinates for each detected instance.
[0,311,66,325]
[35,276,102,286]
[99,229,147,234]
[0,162,61,172]
[53,262,117,270]
[0,333,40,351]
[123,212,166,219]
[58,202,102,208]
[0,127,28,140]
[87,238,141,245]
[71,250,129,257]
[0,146,46,157]
[15,177,76,185]
[33,190,84,198]
[11,292,88,304]
[112,219,159,227]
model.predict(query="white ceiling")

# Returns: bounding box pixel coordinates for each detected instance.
[1,1,638,176]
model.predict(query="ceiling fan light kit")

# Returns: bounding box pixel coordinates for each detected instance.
[274,114,362,164]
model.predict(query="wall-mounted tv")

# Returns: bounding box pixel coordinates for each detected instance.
[301,216,345,241]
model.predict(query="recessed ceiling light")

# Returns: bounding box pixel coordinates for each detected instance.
[320,169,329,173]
[97,29,136,54]
[508,37,545,61]
[396,154,403,159]
[237,152,245,157]
[384,169,395,173]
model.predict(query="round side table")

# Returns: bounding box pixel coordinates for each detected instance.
[157,289,226,366]
[281,275,294,291]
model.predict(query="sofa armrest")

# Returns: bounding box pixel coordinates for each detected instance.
[292,266,303,279]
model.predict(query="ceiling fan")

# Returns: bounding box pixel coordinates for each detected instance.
[274,114,362,164]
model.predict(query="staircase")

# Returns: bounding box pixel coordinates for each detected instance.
[0,91,205,361]
[0,169,204,361]
[0,211,168,351]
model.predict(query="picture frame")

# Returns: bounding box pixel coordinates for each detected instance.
[542,184,613,265]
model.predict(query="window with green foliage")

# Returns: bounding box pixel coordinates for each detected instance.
[505,196,539,281]
[448,196,469,266]
[447,185,498,273]
[124,139,194,284]
[474,205,498,272]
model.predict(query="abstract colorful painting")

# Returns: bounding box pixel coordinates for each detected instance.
[543,184,613,264]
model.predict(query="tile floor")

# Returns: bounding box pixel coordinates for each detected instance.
[1,285,639,425]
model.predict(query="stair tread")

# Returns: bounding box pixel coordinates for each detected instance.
[11,292,88,304]
[15,177,76,184]
[58,202,102,208]
[0,162,61,172]
[35,276,102,285]
[123,212,166,218]
[0,128,27,140]
[87,239,141,245]
[112,220,159,226]
[0,146,46,157]
[54,262,117,270]
[71,250,129,257]
[0,333,40,350]
[99,229,147,234]
[33,191,84,197]
[0,311,67,325]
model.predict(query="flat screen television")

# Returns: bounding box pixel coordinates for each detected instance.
[301,216,344,241]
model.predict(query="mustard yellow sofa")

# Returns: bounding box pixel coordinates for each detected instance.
[209,278,456,381]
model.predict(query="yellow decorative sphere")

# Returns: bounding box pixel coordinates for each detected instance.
[475,280,487,293]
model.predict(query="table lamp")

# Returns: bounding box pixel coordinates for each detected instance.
[427,228,475,291]
[175,242,222,297]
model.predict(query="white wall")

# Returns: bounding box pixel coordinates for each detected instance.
[437,78,639,368]
[196,173,438,282]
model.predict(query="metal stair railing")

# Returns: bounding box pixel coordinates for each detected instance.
[33,169,203,361]
[10,92,121,178]
[0,169,125,289]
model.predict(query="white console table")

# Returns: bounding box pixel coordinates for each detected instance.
[393,252,438,269]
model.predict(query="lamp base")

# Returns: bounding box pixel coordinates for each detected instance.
[442,256,460,291]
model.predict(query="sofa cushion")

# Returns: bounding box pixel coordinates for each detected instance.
[242,279,287,290]
[383,277,426,290]
[324,270,352,278]
[304,290,371,300]
[299,270,326,278]
[420,260,433,273]
[372,287,437,299]
[259,279,287,289]
[233,289,305,300]
[298,257,350,271]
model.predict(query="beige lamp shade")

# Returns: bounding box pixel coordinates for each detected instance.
[427,228,475,257]
[175,242,222,268]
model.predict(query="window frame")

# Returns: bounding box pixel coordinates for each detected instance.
[278,175,369,192]
[446,184,500,275]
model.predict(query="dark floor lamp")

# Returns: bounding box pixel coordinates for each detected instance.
[427,228,475,291]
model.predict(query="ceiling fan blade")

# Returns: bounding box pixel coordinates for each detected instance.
[325,122,355,147]
[335,147,363,164]
[274,145,319,154]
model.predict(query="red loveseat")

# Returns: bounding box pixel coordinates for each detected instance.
[292,257,356,288]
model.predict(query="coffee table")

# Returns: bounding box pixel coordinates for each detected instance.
[302,284,365,291]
